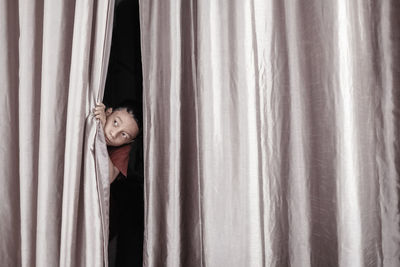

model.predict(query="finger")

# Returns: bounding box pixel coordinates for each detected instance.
[94,113,105,118]
[94,110,105,116]
[94,107,105,112]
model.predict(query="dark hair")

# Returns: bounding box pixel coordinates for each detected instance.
[113,100,142,134]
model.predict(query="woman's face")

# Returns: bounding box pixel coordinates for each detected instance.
[104,108,139,147]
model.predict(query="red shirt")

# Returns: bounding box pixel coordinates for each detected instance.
[107,144,131,177]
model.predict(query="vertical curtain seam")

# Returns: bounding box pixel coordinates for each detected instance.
[15,0,22,264]
[35,0,50,262]
[96,0,115,102]
[249,1,267,266]
[58,0,87,264]
[94,128,108,267]
[137,1,148,265]
[373,2,384,264]
[92,1,115,266]
[190,0,204,266]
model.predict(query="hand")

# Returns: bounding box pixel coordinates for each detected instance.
[93,102,107,127]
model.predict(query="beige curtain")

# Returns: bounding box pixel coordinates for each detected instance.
[0,0,114,266]
[140,0,400,266]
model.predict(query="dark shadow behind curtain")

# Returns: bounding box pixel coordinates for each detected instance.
[103,0,144,266]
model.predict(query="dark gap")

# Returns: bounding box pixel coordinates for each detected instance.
[103,0,144,266]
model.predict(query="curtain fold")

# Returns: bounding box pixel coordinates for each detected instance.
[0,0,114,266]
[140,0,400,266]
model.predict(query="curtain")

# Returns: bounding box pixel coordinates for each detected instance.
[0,0,114,266]
[140,0,400,266]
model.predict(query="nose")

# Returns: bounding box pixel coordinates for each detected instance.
[110,131,116,138]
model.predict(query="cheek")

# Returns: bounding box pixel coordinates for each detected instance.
[103,122,110,132]
[114,136,124,144]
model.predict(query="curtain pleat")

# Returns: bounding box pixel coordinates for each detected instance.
[140,0,400,266]
[0,0,114,266]
[0,1,20,266]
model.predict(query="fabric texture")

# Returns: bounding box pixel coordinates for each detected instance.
[0,0,115,266]
[139,0,400,266]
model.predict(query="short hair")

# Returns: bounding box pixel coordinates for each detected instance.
[113,100,142,134]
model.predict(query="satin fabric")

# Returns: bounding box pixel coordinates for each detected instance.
[0,0,114,266]
[140,0,400,266]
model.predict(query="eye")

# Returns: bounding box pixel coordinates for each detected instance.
[122,132,128,139]
[113,120,118,126]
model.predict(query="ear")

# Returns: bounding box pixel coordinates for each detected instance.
[106,108,113,116]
